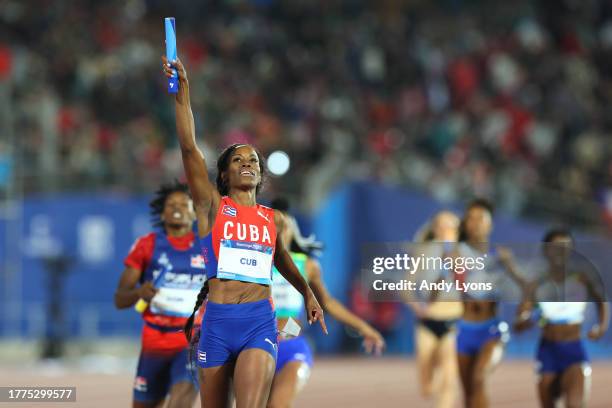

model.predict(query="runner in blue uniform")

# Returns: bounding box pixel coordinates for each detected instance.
[115,181,204,408]
[514,228,609,408]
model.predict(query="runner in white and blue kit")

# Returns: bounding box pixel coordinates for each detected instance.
[453,199,527,408]
[514,228,609,408]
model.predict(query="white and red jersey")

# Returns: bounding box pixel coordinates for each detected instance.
[201,196,277,285]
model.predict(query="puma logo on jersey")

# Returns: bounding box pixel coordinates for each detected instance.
[257,210,270,223]
[264,338,277,351]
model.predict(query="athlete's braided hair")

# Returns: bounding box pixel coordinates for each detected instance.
[185,281,209,384]
[184,280,209,342]
[149,179,191,228]
[216,144,266,196]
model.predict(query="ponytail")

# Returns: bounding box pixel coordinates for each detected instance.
[184,280,209,341]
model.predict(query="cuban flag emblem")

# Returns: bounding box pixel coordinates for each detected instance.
[134,376,148,392]
[191,254,206,269]
[222,205,237,217]
[198,351,207,363]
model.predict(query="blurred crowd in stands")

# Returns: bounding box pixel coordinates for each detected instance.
[2,0,612,231]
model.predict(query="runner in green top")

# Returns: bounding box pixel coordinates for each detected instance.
[272,252,309,319]
[268,198,385,408]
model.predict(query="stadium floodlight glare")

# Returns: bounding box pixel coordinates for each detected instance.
[267,150,291,176]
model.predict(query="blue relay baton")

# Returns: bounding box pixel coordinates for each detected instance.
[165,17,179,94]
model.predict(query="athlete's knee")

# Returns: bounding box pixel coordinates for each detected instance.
[462,395,473,408]
[267,402,289,408]
[471,370,486,390]
[167,397,191,408]
[167,393,196,408]
[437,387,457,408]
[565,398,585,408]
[266,383,294,408]
[166,383,197,408]
[438,367,456,388]
[132,400,160,408]
[420,386,433,398]
[564,386,586,408]
[459,374,472,395]
[266,399,290,408]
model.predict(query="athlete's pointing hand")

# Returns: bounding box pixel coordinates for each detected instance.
[306,292,328,334]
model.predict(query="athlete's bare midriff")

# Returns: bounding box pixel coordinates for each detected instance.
[463,300,497,322]
[208,278,271,304]
[426,301,463,321]
[542,323,582,342]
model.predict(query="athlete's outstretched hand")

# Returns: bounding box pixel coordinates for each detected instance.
[360,326,385,356]
[588,324,606,340]
[138,281,158,302]
[305,292,328,334]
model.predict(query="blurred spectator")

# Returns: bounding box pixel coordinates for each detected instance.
[2,0,612,230]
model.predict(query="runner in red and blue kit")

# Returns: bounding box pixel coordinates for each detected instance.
[115,181,205,408]
[197,196,280,369]
[163,56,326,408]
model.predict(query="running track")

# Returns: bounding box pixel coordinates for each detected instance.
[0,358,610,407]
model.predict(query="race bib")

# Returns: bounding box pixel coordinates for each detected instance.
[150,287,200,317]
[217,240,274,284]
